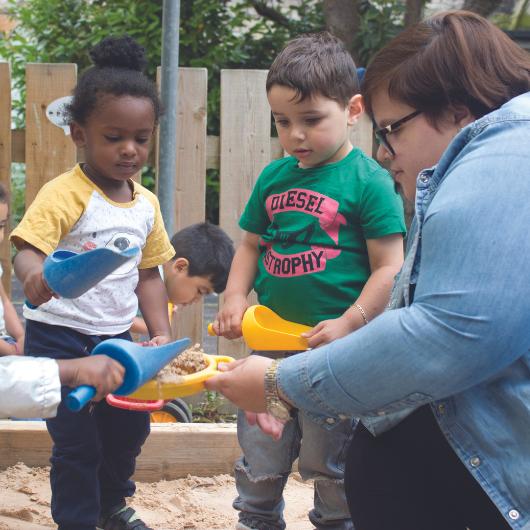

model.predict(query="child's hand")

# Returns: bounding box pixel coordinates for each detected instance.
[146,335,172,346]
[0,340,21,357]
[302,315,355,348]
[213,294,248,339]
[245,410,285,440]
[57,355,125,401]
[23,267,54,306]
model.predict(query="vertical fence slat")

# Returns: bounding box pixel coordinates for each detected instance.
[25,64,77,207]
[171,67,208,345]
[350,112,373,156]
[219,70,271,359]
[0,63,11,295]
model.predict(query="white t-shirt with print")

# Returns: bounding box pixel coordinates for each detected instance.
[11,165,174,335]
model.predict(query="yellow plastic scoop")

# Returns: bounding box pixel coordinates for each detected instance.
[208,305,311,351]
[126,354,235,400]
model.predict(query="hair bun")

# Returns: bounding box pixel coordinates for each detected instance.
[89,35,147,72]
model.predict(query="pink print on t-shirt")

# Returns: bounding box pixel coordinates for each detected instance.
[265,188,346,245]
[263,188,347,277]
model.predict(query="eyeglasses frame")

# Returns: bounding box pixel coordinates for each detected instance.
[373,110,422,156]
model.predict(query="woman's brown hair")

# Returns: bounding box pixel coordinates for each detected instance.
[362,10,530,123]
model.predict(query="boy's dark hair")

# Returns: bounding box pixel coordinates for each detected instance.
[266,32,359,106]
[362,10,530,125]
[171,222,235,294]
[67,35,161,125]
[0,183,8,204]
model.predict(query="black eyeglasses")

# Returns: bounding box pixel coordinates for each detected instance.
[374,110,422,156]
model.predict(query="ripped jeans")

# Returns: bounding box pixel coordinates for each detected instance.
[234,407,355,529]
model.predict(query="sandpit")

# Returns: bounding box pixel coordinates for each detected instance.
[0,463,315,529]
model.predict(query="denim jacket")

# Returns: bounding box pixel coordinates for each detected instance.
[278,91,530,529]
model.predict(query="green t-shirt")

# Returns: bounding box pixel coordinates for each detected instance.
[239,148,406,327]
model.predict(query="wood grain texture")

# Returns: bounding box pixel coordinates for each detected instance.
[0,421,239,481]
[25,63,76,207]
[218,70,271,359]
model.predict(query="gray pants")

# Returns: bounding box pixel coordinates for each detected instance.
[234,407,355,529]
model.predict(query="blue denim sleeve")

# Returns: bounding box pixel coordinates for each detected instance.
[277,119,530,421]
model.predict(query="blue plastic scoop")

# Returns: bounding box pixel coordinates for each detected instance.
[66,337,191,412]
[43,246,139,298]
[26,246,139,308]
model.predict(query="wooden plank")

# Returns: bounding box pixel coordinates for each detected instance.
[25,63,77,207]
[14,130,283,171]
[206,135,281,170]
[219,70,271,359]
[0,421,239,481]
[134,422,239,481]
[11,129,24,163]
[171,68,207,345]
[350,111,374,157]
[0,63,11,295]
[155,68,208,346]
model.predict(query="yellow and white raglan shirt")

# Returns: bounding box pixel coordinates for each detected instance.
[10,164,175,335]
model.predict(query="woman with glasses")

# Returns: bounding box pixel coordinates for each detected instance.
[206,10,530,530]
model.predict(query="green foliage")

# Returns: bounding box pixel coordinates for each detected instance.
[10,164,26,244]
[492,10,530,29]
[191,390,236,423]
[179,0,324,135]
[0,0,163,126]
[355,0,405,66]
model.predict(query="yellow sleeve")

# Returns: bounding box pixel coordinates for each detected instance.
[136,186,175,269]
[10,168,89,255]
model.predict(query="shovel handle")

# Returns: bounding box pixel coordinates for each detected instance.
[66,385,96,412]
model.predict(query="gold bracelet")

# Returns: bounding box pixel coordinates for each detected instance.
[353,303,369,325]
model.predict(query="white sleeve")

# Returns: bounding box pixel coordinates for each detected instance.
[0,357,62,418]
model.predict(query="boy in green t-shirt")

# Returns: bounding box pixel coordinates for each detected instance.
[214,32,405,530]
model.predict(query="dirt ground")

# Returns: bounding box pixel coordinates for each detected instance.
[0,463,315,529]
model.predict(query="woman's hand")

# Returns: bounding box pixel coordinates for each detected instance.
[213,294,249,339]
[302,315,354,348]
[204,355,273,411]
[245,410,286,440]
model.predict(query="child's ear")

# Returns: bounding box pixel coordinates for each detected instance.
[347,94,364,126]
[70,122,86,148]
[173,257,190,274]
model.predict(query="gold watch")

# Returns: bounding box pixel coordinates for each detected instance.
[264,360,292,422]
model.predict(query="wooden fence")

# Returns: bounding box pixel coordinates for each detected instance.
[0,63,374,359]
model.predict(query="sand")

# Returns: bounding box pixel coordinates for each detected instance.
[0,463,315,529]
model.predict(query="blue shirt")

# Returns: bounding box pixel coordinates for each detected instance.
[278,91,530,529]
